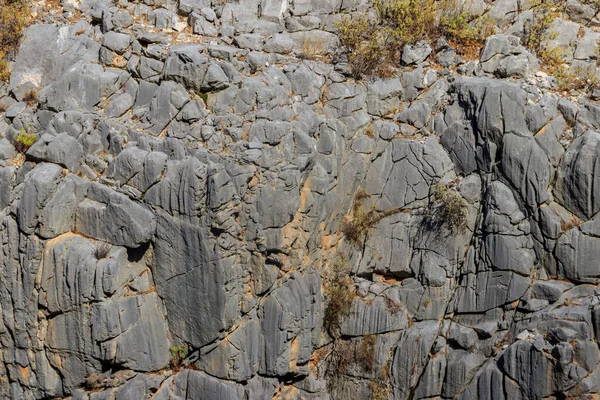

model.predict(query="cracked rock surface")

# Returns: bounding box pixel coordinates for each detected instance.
[1,0,600,399]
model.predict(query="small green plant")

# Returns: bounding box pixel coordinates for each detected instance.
[14,128,37,154]
[323,256,355,338]
[429,183,468,232]
[170,345,188,370]
[198,92,209,104]
[442,12,495,59]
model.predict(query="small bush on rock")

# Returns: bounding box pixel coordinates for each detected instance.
[86,373,107,390]
[342,189,401,245]
[370,379,392,400]
[429,183,468,232]
[23,89,38,107]
[14,129,37,154]
[170,345,188,370]
[323,256,355,338]
[325,339,355,399]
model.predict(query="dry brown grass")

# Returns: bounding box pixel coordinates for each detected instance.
[341,189,401,245]
[357,335,377,372]
[0,0,31,81]
[369,379,392,400]
[23,89,38,107]
[554,64,600,93]
[325,339,354,400]
[429,183,468,232]
[323,256,355,337]
[560,215,582,231]
[299,35,328,60]
[365,122,375,138]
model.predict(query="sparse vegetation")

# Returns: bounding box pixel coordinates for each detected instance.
[198,92,209,105]
[370,379,392,400]
[523,0,564,72]
[429,183,468,232]
[325,339,355,400]
[341,189,401,245]
[554,64,599,93]
[14,128,37,154]
[170,345,188,370]
[365,123,375,138]
[0,0,30,81]
[336,0,494,77]
[357,335,377,372]
[323,256,355,338]
[299,36,327,60]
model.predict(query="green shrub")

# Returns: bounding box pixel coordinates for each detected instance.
[336,0,493,77]
[323,256,355,338]
[14,129,37,154]
[429,183,468,232]
[170,345,188,370]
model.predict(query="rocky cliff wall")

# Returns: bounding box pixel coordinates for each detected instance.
[0,0,600,399]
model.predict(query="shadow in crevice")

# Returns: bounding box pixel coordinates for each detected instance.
[127,242,150,263]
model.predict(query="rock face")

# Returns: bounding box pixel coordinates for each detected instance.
[0,0,600,399]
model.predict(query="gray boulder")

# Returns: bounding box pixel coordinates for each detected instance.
[554,130,600,219]
[75,183,156,247]
[401,40,433,65]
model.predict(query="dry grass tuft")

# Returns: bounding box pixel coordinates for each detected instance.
[323,256,356,338]
[341,189,401,245]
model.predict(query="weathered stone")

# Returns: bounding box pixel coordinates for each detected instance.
[401,40,432,65]
[75,183,156,247]
[555,130,600,219]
